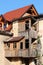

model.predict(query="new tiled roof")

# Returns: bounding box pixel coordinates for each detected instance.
[4,36,25,43]
[3,5,32,21]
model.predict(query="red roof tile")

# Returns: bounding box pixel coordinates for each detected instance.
[4,36,25,43]
[3,5,32,21]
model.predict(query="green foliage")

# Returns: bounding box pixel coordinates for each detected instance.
[36,35,42,65]
[37,35,42,49]
[41,64,43,65]
[37,36,41,44]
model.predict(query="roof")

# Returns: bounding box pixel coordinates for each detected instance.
[0,30,13,36]
[4,36,25,43]
[3,4,34,22]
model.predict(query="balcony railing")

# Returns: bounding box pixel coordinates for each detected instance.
[18,29,37,39]
[5,49,37,58]
[29,29,37,38]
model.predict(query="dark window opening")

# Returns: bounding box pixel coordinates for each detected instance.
[7,43,10,47]
[13,43,16,48]
[25,20,29,30]
[22,59,29,65]
[4,23,7,29]
[34,59,37,65]
[32,38,36,43]
[25,39,29,49]
[20,42,23,49]
[8,22,12,25]
[31,19,35,26]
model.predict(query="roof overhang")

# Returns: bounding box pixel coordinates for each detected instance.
[0,30,13,36]
[4,36,25,43]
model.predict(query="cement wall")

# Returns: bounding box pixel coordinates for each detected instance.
[38,20,43,64]
[0,35,10,65]
[11,21,19,37]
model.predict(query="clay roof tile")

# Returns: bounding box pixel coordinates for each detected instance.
[3,5,32,21]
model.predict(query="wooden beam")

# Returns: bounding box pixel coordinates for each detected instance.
[0,17,2,21]
[32,7,38,15]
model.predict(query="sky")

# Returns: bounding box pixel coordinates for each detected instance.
[0,0,43,15]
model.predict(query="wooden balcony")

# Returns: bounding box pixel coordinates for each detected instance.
[5,49,37,58]
[29,29,37,38]
[18,29,37,39]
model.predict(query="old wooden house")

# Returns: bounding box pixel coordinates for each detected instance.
[0,4,39,65]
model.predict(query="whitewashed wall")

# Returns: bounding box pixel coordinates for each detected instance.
[0,35,10,65]
[12,21,19,37]
[38,20,43,64]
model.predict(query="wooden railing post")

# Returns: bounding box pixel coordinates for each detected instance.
[28,19,32,56]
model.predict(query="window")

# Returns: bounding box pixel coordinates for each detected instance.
[20,42,23,49]
[13,43,16,48]
[25,20,29,30]
[25,39,29,49]
[4,23,7,29]
[7,43,10,47]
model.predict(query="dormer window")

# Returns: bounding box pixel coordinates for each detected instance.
[25,20,29,30]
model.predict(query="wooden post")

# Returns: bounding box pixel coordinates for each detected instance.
[2,22,4,30]
[28,19,32,56]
